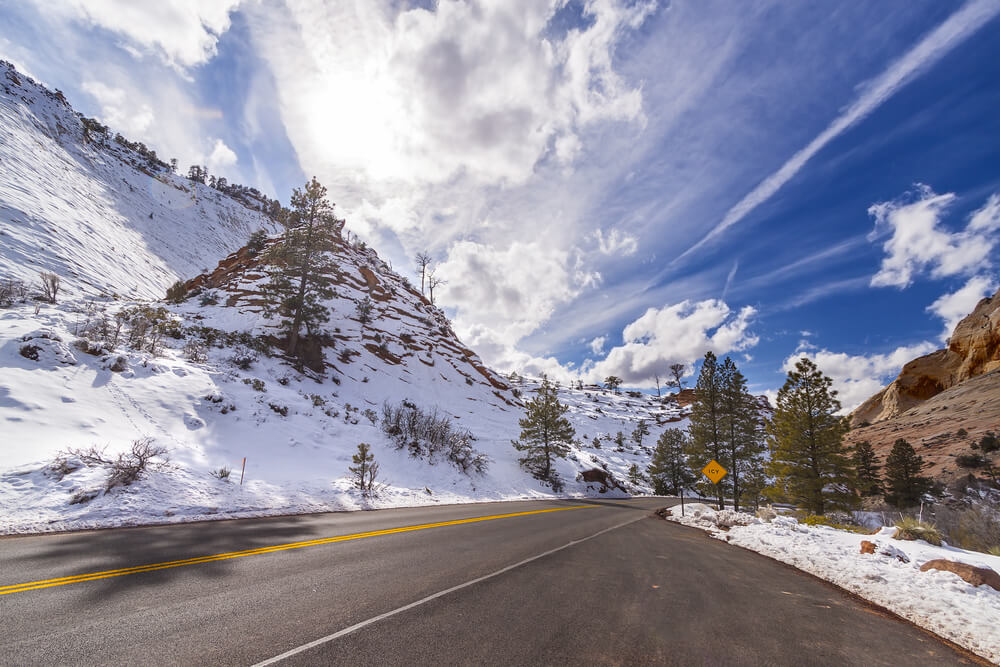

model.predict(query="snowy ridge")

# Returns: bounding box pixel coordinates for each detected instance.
[0,61,278,299]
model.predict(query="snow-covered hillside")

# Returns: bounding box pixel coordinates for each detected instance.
[0,61,695,534]
[0,61,277,299]
[0,294,687,533]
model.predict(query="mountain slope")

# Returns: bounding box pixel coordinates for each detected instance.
[847,288,1000,483]
[0,61,278,299]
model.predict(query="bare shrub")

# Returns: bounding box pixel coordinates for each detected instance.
[0,277,28,307]
[39,271,60,303]
[211,466,231,480]
[934,504,1000,554]
[165,280,187,303]
[380,401,489,474]
[183,339,208,363]
[66,438,169,491]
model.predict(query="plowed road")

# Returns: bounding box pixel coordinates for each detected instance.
[0,498,979,665]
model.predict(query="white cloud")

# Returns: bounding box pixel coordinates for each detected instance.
[249,0,652,190]
[206,138,238,172]
[436,240,580,351]
[589,299,758,386]
[44,0,241,69]
[82,80,154,136]
[927,274,998,342]
[676,0,1000,261]
[969,193,1000,232]
[589,336,607,356]
[869,185,1000,288]
[592,227,639,256]
[785,341,937,413]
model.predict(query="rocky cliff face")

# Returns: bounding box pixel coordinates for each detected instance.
[852,289,1000,426]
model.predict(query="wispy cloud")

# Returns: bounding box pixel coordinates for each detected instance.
[675,0,1000,263]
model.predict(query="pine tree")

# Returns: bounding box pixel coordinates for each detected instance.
[718,357,765,512]
[631,419,650,447]
[604,376,622,393]
[628,463,642,485]
[511,376,575,489]
[261,177,344,359]
[686,351,730,509]
[884,438,931,507]
[348,443,379,496]
[852,441,882,497]
[765,358,854,515]
[648,428,695,495]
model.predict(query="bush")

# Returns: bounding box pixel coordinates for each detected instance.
[380,400,489,474]
[934,504,1000,554]
[166,280,187,303]
[229,346,258,370]
[797,513,871,534]
[893,516,942,546]
[956,453,988,468]
[980,432,999,454]
[199,290,220,306]
[211,466,231,480]
[268,403,288,417]
[243,377,266,392]
[66,439,169,492]
[183,339,208,363]
[0,277,28,307]
[247,229,268,255]
[39,271,60,303]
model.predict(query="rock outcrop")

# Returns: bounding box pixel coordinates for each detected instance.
[852,289,1000,426]
[919,559,1000,591]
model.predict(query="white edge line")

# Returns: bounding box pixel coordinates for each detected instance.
[251,513,647,666]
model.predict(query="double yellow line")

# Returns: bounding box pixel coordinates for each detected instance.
[0,505,594,597]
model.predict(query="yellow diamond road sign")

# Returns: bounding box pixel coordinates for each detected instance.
[702,460,727,484]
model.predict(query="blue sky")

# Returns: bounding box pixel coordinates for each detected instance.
[2,0,999,408]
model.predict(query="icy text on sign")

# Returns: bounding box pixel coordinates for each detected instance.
[702,460,727,484]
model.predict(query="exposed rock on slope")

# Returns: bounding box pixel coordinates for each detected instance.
[847,288,1000,483]
[852,289,1000,426]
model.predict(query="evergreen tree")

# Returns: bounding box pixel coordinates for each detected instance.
[604,376,622,393]
[718,357,766,512]
[511,376,575,489]
[884,438,931,507]
[686,351,730,509]
[261,177,344,359]
[765,358,854,515]
[631,419,650,447]
[852,441,882,497]
[628,463,642,485]
[648,428,695,495]
[348,443,379,496]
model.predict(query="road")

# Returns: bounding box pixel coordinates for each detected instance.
[0,498,979,666]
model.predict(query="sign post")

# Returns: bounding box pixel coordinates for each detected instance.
[240,457,246,486]
[701,460,728,509]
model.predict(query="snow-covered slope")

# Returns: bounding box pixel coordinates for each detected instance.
[0,61,692,534]
[0,61,277,299]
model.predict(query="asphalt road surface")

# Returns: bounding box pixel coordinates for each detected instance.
[0,498,980,666]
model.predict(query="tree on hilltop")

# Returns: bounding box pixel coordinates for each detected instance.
[261,177,344,359]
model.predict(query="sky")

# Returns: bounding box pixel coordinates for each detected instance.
[2,0,1000,410]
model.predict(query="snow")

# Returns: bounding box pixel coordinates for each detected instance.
[0,297,687,534]
[0,62,277,300]
[665,503,1000,663]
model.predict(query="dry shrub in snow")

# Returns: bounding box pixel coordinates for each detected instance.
[381,400,489,474]
[65,438,169,491]
[893,517,943,546]
[39,271,60,303]
[0,277,28,307]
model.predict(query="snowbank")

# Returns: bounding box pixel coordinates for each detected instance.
[665,503,1000,662]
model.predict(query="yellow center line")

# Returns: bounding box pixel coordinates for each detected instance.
[0,505,597,596]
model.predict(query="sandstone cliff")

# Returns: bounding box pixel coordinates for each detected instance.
[852,289,1000,426]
